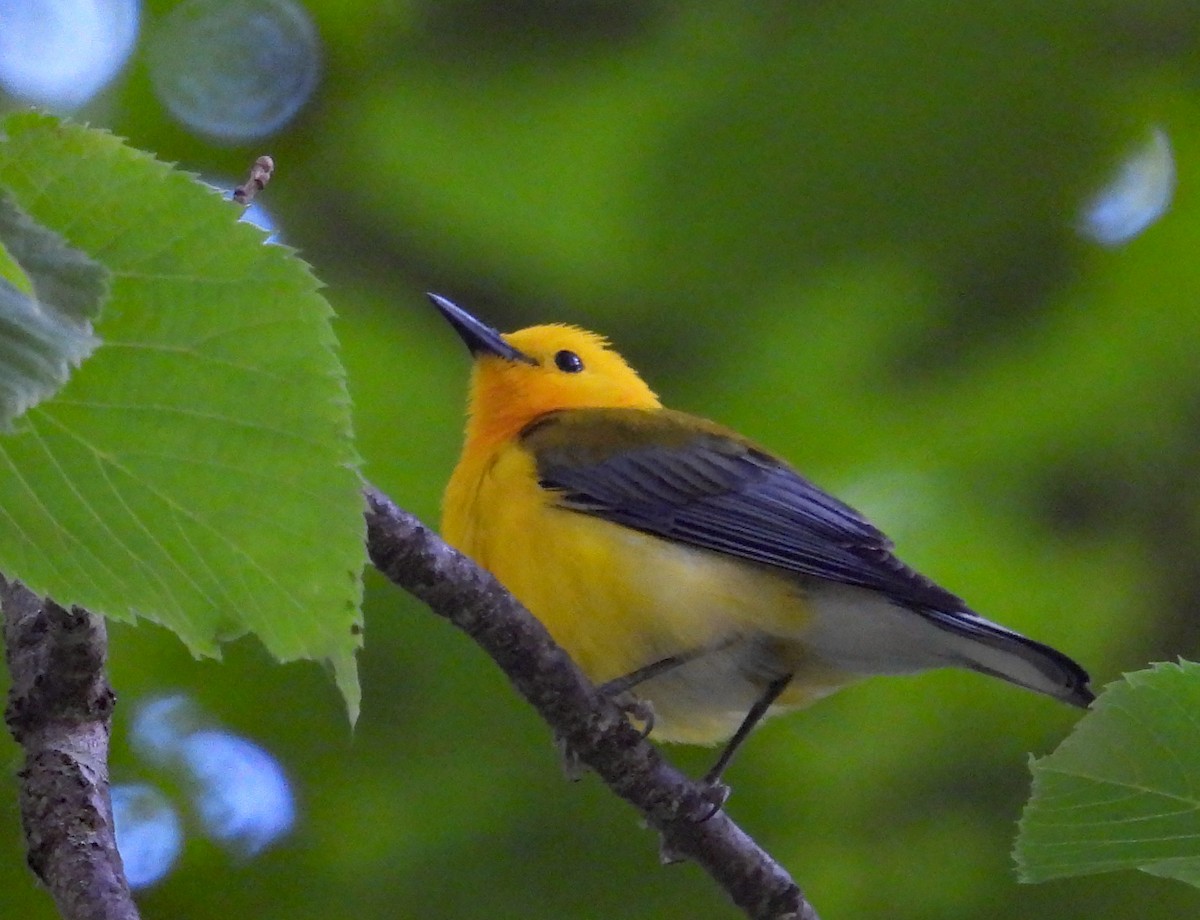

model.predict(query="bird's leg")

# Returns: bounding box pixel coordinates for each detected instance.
[598,653,690,737]
[694,673,794,818]
[557,652,706,781]
[598,638,739,738]
[599,651,698,696]
[601,635,742,696]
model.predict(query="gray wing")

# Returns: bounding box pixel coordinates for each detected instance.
[524,408,1093,708]
[523,409,964,612]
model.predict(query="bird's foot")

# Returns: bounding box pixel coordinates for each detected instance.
[658,783,730,863]
[609,691,655,739]
[554,691,656,781]
[691,779,730,822]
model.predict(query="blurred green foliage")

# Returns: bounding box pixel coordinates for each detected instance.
[2,1,1200,918]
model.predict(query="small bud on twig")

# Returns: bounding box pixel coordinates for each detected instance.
[233,155,274,205]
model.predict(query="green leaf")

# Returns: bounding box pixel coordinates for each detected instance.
[1016,660,1200,887]
[0,112,364,719]
[0,193,106,427]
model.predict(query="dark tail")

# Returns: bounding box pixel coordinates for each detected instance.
[922,607,1094,708]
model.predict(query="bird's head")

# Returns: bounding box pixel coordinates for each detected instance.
[430,293,660,448]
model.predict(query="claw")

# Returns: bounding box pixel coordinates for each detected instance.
[659,781,731,863]
[692,780,730,822]
[613,692,655,739]
[554,686,658,781]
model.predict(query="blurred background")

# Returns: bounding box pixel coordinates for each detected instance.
[2,1,1199,917]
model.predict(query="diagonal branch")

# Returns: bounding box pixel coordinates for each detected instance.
[363,485,818,920]
[1,486,817,920]
[1,575,138,920]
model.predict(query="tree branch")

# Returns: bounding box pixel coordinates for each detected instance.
[1,576,138,920]
[1,486,817,920]
[363,485,818,920]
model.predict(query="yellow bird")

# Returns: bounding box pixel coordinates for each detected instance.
[433,293,1093,784]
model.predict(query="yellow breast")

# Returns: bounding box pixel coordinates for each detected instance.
[442,440,851,744]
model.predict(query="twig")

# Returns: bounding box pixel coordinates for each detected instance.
[232,155,274,205]
[1,576,138,920]
[363,485,818,920]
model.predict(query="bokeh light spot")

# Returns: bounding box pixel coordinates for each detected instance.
[111,783,183,889]
[129,694,296,859]
[1080,128,1175,247]
[0,0,139,110]
[130,693,201,759]
[146,0,321,143]
[181,730,296,857]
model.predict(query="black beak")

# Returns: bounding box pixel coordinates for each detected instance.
[428,293,536,365]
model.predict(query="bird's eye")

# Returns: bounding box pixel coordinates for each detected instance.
[554,350,584,373]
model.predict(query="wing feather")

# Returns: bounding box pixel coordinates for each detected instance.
[521,407,1093,707]
[522,408,961,612]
